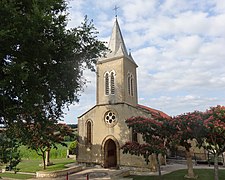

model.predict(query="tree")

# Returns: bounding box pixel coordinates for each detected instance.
[0,0,106,128]
[202,105,225,180]
[170,111,204,179]
[121,116,168,178]
[13,120,74,170]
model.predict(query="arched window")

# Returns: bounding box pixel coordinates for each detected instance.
[130,75,134,96]
[105,73,109,95]
[104,71,116,95]
[132,128,138,142]
[127,73,134,96]
[110,72,115,94]
[86,121,92,145]
[128,75,131,95]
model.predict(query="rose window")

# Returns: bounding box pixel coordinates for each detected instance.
[104,111,117,125]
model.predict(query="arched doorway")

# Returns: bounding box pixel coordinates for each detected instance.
[104,139,117,168]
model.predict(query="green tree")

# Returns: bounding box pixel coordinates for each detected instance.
[0,0,106,127]
[202,105,225,180]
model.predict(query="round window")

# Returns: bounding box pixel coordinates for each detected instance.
[104,111,117,126]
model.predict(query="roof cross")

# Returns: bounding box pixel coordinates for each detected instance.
[113,5,119,18]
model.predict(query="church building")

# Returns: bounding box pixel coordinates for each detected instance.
[77,19,169,168]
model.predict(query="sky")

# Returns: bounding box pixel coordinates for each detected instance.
[63,0,225,124]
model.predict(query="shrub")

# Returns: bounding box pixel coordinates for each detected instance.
[68,141,77,155]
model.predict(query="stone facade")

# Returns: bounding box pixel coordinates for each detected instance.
[77,19,169,169]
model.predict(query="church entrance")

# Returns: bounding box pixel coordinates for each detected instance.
[104,139,117,168]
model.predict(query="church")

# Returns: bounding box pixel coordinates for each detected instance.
[77,19,169,168]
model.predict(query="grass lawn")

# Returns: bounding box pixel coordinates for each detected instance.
[19,143,71,160]
[0,158,75,179]
[0,172,35,179]
[128,169,225,180]
[17,158,75,173]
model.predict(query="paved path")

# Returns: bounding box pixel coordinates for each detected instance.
[32,163,225,180]
[1,163,225,180]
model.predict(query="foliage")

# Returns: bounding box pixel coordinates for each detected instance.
[169,111,204,151]
[0,0,106,130]
[168,106,225,180]
[122,116,167,163]
[201,105,225,180]
[0,129,21,171]
[0,0,105,172]
[168,111,204,178]
[68,141,77,155]
[12,120,74,169]
[121,116,169,178]
[202,105,225,155]
[64,132,78,142]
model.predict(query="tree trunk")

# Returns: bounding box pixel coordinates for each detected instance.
[45,148,52,166]
[223,152,225,167]
[185,150,197,179]
[156,154,162,179]
[42,151,46,170]
[149,154,157,172]
[214,153,219,180]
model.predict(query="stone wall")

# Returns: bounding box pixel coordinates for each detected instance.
[36,165,83,178]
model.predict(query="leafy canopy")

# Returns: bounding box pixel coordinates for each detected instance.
[0,0,107,125]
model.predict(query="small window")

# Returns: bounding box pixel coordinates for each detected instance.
[104,71,116,95]
[130,76,134,96]
[110,72,115,94]
[128,76,131,95]
[127,73,134,96]
[87,121,92,145]
[132,128,138,142]
[105,73,109,95]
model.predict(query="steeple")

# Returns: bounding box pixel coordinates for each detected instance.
[96,19,138,106]
[99,19,136,64]
[108,19,128,57]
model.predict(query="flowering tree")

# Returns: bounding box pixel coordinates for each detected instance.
[13,119,73,170]
[202,105,225,180]
[170,111,204,179]
[121,116,168,177]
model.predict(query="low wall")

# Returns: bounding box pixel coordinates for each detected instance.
[36,165,83,178]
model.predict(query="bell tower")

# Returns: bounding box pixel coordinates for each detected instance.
[96,19,138,106]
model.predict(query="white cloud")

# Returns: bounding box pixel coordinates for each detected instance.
[63,0,225,123]
[122,0,157,22]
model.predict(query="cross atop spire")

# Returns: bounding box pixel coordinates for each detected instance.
[113,5,119,18]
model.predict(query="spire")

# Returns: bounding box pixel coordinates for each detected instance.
[99,19,137,65]
[108,19,128,56]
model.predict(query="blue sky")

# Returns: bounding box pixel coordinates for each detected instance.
[63,0,225,124]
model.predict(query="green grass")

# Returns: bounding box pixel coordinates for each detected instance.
[19,142,71,159]
[44,158,75,172]
[0,172,35,179]
[128,169,225,180]
[17,158,75,173]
